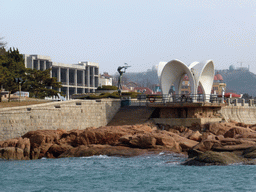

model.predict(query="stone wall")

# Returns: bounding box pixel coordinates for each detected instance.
[0,99,120,141]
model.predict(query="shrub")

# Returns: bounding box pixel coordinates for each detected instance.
[97,85,118,90]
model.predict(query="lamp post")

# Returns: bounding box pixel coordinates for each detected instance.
[15,78,22,102]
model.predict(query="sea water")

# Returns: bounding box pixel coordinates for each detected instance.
[0,152,256,192]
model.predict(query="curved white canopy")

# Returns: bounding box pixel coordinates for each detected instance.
[189,60,215,96]
[160,60,195,95]
[157,61,167,82]
[159,59,215,101]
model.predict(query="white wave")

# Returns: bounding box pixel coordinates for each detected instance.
[80,155,110,159]
[165,161,181,165]
[40,157,47,160]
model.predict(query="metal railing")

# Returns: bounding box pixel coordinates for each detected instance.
[123,94,227,106]
[120,94,256,107]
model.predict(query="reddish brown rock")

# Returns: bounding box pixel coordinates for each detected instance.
[193,139,221,152]
[47,144,73,158]
[1,138,19,148]
[23,129,66,145]
[216,135,225,140]
[189,131,202,142]
[235,122,249,128]
[0,147,25,160]
[16,138,30,158]
[224,127,254,138]
[180,129,193,138]
[59,145,150,158]
[129,133,157,149]
[201,132,216,140]
[207,123,231,135]
[152,133,182,152]
[165,131,199,152]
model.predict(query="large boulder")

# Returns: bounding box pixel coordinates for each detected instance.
[165,131,199,152]
[224,127,254,138]
[16,138,30,158]
[47,144,73,158]
[183,151,244,166]
[59,145,149,158]
[207,123,231,135]
[0,147,25,160]
[1,138,19,148]
[23,129,66,146]
[193,139,221,152]
[189,131,202,142]
[129,133,157,149]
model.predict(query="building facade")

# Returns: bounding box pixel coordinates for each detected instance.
[99,72,113,87]
[23,55,99,98]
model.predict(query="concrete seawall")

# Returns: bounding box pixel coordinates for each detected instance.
[0,99,120,141]
[221,106,256,124]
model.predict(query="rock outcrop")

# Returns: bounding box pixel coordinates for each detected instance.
[1,120,256,165]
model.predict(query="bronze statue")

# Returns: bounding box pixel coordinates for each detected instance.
[117,64,131,96]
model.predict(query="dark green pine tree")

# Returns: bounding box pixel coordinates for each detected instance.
[23,68,62,99]
[0,48,26,101]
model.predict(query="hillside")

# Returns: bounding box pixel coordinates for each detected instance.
[218,69,256,96]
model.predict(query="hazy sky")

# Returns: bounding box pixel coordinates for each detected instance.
[1,0,256,74]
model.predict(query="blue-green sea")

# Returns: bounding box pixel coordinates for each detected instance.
[0,152,256,192]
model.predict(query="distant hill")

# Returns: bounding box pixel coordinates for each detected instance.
[218,69,256,96]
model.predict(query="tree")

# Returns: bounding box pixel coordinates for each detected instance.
[0,37,6,48]
[23,68,62,98]
[0,48,26,101]
[0,37,6,56]
[0,44,62,100]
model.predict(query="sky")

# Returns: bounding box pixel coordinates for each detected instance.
[1,0,256,75]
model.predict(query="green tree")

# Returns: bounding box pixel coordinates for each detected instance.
[0,48,26,101]
[23,68,62,98]
[0,37,6,56]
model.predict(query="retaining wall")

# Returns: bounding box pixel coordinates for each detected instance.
[0,99,120,141]
[221,106,256,124]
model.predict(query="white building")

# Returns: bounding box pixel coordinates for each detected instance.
[23,54,99,98]
[99,72,113,87]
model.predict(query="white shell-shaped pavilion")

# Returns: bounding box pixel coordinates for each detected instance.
[158,60,215,102]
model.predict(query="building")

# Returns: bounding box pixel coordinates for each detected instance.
[23,54,99,98]
[212,73,226,95]
[99,72,113,87]
[180,75,191,94]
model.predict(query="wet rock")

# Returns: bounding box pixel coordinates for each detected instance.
[59,145,149,158]
[183,151,244,166]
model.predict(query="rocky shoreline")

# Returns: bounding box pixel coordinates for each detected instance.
[1,120,256,165]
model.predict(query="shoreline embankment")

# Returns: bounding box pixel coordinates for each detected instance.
[2,100,256,165]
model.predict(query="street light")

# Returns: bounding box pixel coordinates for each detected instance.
[14,77,22,102]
